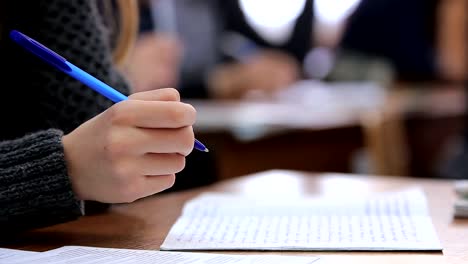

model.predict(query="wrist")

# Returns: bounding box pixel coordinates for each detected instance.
[62,133,87,201]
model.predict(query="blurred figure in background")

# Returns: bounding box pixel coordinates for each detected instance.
[125,31,182,93]
[435,0,468,179]
[333,0,440,82]
[333,0,468,179]
[210,0,311,99]
[130,0,314,100]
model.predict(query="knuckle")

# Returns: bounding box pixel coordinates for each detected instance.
[183,104,197,125]
[168,105,188,125]
[164,174,176,189]
[107,101,135,125]
[104,132,129,160]
[161,88,180,101]
[179,127,195,154]
[172,155,186,173]
[167,103,196,126]
[112,162,133,180]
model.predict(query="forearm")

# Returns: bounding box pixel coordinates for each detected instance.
[0,129,82,234]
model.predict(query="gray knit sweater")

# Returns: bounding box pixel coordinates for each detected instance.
[0,0,129,233]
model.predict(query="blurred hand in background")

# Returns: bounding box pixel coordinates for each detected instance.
[125,32,183,93]
[208,49,301,100]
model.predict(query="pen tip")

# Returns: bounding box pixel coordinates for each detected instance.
[203,148,210,152]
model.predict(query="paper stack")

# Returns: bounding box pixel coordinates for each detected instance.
[161,188,442,251]
[2,246,319,264]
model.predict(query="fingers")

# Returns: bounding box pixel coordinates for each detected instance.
[131,126,195,156]
[142,174,176,196]
[110,100,196,129]
[134,153,186,175]
[113,153,184,202]
[129,88,180,101]
[120,174,176,202]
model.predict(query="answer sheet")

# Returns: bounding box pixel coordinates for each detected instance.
[161,188,442,251]
[7,246,319,264]
[0,248,38,262]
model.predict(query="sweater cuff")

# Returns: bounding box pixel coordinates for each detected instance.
[0,129,83,232]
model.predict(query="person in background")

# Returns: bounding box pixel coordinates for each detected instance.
[335,0,468,180]
[0,0,200,234]
[125,29,183,93]
[131,0,314,99]
[337,0,440,82]
[435,0,468,179]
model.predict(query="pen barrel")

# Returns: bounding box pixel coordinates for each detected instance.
[67,63,207,152]
[66,62,128,103]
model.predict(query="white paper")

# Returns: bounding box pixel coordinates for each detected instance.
[0,247,38,262]
[7,246,319,264]
[161,188,442,251]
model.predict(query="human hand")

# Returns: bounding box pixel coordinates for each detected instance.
[62,88,195,203]
[209,50,300,99]
[243,50,301,93]
[125,33,183,92]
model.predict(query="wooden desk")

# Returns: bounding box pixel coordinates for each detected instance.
[3,170,466,264]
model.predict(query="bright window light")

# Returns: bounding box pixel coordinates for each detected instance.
[314,0,361,25]
[239,0,307,44]
[239,0,307,28]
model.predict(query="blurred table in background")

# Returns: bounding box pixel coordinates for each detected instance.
[188,80,467,180]
[189,81,386,179]
[378,82,467,178]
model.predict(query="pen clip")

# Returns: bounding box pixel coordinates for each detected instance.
[9,30,71,72]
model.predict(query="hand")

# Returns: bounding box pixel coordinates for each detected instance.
[243,50,300,93]
[62,88,196,203]
[209,50,300,99]
[124,33,183,92]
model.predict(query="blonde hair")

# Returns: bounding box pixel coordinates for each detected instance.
[0,1,139,67]
[112,0,139,68]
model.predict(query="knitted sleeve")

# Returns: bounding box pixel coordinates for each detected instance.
[0,0,131,139]
[0,129,82,233]
[0,0,130,230]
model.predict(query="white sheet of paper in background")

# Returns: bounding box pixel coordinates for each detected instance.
[7,246,319,264]
[161,188,442,251]
[0,248,38,262]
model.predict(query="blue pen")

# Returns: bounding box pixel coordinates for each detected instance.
[9,30,208,152]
